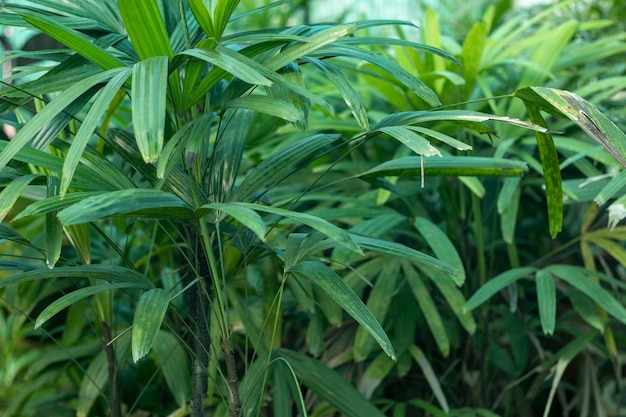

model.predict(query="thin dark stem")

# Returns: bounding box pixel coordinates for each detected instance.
[225,340,242,417]
[101,321,121,417]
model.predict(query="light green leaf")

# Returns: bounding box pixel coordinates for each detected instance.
[200,202,267,241]
[180,47,273,86]
[525,104,562,238]
[132,288,171,362]
[566,288,605,332]
[57,189,194,225]
[373,126,441,156]
[20,10,125,70]
[498,177,522,244]
[36,283,144,329]
[595,170,626,206]
[358,352,395,399]
[465,267,537,311]
[132,56,168,164]
[188,0,215,38]
[118,0,172,59]
[0,174,41,222]
[225,96,303,123]
[61,68,131,196]
[266,24,357,71]
[213,0,241,40]
[289,261,395,360]
[407,126,472,151]
[0,70,119,172]
[536,269,556,335]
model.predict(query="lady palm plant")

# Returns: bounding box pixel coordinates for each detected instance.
[0,0,626,416]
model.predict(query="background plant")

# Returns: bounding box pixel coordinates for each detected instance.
[0,1,625,417]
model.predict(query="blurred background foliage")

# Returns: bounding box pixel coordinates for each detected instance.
[0,0,625,416]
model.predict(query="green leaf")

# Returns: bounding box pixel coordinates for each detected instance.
[302,57,369,130]
[77,351,108,417]
[0,174,41,223]
[225,96,303,123]
[359,156,528,178]
[118,0,172,59]
[373,126,441,156]
[57,189,194,225]
[515,86,626,168]
[357,352,395,399]
[536,269,556,335]
[465,267,537,311]
[405,264,449,356]
[547,265,626,324]
[289,261,395,360]
[213,0,241,40]
[188,0,215,38]
[132,56,169,164]
[266,24,357,71]
[61,68,132,196]
[35,283,143,329]
[0,265,154,289]
[525,104,562,238]
[409,345,449,413]
[132,288,171,362]
[180,47,273,86]
[152,331,192,407]
[201,202,267,241]
[45,176,63,268]
[0,70,120,172]
[350,234,463,285]
[19,10,125,70]
[198,202,362,255]
[354,261,400,361]
[414,217,465,284]
[234,134,340,202]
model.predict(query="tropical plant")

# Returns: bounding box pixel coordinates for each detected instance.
[0,1,625,417]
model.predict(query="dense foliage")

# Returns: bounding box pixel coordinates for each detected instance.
[0,1,625,417]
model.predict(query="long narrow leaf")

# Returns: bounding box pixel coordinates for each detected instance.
[61,68,131,196]
[132,56,168,163]
[57,189,194,225]
[289,261,395,359]
[132,288,171,362]
[118,0,172,59]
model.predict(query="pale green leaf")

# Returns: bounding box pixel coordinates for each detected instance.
[225,96,303,123]
[132,56,168,163]
[0,174,41,222]
[132,288,171,362]
[414,217,465,284]
[374,126,441,156]
[409,345,449,413]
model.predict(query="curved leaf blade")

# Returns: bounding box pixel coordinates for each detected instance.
[132,288,171,362]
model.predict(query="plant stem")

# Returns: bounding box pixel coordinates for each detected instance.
[225,339,242,417]
[101,321,121,417]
